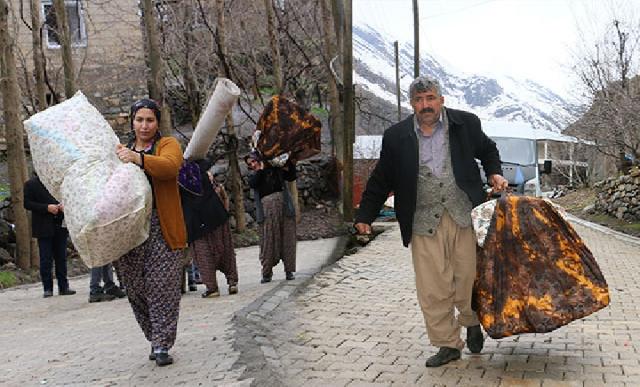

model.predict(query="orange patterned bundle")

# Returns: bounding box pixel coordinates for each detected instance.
[473,195,610,339]
[255,95,321,163]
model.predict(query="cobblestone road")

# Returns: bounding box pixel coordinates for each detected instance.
[237,218,640,386]
[2,216,638,386]
[0,237,343,386]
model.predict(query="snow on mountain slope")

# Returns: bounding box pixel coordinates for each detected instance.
[353,25,580,132]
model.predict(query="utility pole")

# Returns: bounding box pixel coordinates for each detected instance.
[342,0,354,221]
[413,0,419,77]
[394,40,401,121]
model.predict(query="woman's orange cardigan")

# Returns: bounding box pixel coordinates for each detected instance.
[143,136,187,250]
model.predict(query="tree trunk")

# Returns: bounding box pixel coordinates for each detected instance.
[216,0,246,232]
[341,0,354,221]
[0,0,32,269]
[182,4,200,125]
[264,0,283,93]
[141,0,172,135]
[30,0,47,110]
[264,0,300,221]
[53,0,75,98]
[321,0,343,161]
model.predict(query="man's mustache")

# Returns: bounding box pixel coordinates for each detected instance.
[420,107,435,114]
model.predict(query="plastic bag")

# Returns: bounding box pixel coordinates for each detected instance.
[24,91,152,268]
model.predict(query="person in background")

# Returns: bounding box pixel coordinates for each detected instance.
[179,159,238,299]
[23,174,76,298]
[354,76,508,367]
[88,263,126,303]
[246,151,297,283]
[114,98,187,367]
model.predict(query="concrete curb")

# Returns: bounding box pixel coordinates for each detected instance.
[230,235,349,386]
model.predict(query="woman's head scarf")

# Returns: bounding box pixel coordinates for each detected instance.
[130,98,161,129]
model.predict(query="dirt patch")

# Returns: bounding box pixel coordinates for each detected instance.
[550,187,640,238]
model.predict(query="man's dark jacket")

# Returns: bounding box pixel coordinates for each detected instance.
[355,108,502,247]
[23,176,64,238]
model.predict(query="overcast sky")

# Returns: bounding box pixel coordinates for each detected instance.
[353,0,640,100]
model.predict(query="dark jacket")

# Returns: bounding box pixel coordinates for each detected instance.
[355,108,502,247]
[23,176,64,238]
[248,162,297,223]
[180,159,230,243]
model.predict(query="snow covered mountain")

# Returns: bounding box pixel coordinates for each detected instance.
[353,25,581,133]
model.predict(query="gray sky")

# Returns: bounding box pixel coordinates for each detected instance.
[353,0,640,99]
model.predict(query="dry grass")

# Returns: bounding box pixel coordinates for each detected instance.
[550,187,640,238]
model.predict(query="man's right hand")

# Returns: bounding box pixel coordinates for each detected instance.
[47,204,59,215]
[354,222,371,235]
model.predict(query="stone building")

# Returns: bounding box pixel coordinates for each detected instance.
[8,0,148,134]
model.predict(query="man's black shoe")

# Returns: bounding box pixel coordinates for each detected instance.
[466,325,484,354]
[43,290,53,298]
[285,272,295,281]
[59,288,76,296]
[425,347,461,367]
[260,276,272,284]
[155,352,173,366]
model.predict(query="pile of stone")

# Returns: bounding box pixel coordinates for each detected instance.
[594,166,640,221]
[211,155,339,228]
[0,198,16,266]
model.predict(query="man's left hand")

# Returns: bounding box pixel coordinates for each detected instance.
[488,174,509,192]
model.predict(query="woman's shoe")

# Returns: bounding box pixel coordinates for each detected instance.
[201,288,220,298]
[285,272,295,280]
[155,352,173,366]
[260,276,272,284]
[228,284,238,295]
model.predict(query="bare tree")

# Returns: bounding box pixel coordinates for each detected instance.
[52,0,75,98]
[30,0,47,110]
[141,0,172,135]
[216,0,247,232]
[264,0,283,92]
[320,0,342,161]
[570,18,640,173]
[0,0,32,269]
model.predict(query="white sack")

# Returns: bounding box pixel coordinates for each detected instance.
[24,91,152,268]
[184,78,241,160]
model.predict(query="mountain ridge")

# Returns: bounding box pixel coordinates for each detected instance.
[353,25,581,133]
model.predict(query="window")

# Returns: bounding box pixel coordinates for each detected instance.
[42,1,87,48]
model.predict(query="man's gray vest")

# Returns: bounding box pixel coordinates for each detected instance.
[412,113,473,236]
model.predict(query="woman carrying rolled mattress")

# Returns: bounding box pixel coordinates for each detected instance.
[114,98,187,367]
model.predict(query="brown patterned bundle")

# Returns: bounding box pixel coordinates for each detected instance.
[255,95,321,163]
[473,195,610,339]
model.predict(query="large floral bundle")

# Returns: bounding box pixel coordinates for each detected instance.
[472,195,610,339]
[24,92,151,268]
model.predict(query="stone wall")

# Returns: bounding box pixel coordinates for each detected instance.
[210,156,338,227]
[594,167,640,221]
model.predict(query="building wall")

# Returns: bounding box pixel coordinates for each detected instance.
[11,0,148,133]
